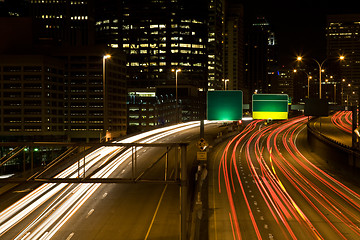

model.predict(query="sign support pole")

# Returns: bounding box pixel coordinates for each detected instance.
[180,144,187,240]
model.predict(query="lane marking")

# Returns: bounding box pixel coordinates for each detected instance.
[144,184,168,240]
[66,233,74,240]
[86,209,94,218]
[145,169,175,240]
[102,192,108,199]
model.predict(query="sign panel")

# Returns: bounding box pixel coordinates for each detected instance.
[197,151,207,161]
[252,94,288,120]
[207,90,243,121]
[304,98,329,116]
[197,138,208,151]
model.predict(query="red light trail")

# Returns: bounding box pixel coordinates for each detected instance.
[217,116,360,239]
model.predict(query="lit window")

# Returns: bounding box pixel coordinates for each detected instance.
[180,43,191,48]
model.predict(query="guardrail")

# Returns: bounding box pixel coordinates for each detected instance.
[307,117,360,167]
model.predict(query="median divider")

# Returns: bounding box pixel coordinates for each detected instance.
[189,122,240,240]
[307,117,360,184]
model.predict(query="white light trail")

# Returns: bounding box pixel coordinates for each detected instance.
[0,121,210,239]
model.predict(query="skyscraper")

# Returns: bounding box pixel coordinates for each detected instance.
[208,0,225,91]
[245,16,278,100]
[119,0,208,90]
[224,3,244,93]
[327,14,360,106]
[28,0,95,46]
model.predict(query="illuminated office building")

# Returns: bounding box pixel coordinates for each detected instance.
[28,0,95,46]
[94,0,121,49]
[208,0,225,91]
[120,0,207,88]
[117,0,209,123]
[327,14,360,106]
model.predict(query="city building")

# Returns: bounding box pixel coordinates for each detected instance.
[208,0,225,91]
[277,67,294,100]
[224,3,245,96]
[0,55,66,141]
[127,89,161,133]
[326,14,360,106]
[0,17,127,142]
[245,16,279,102]
[117,0,209,124]
[54,46,127,142]
[28,0,96,47]
[127,88,180,133]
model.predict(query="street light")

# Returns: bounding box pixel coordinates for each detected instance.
[294,69,312,98]
[172,68,181,123]
[103,54,111,141]
[222,79,229,90]
[297,55,345,99]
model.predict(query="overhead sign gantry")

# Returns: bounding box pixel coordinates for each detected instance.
[207,90,243,121]
[252,94,289,120]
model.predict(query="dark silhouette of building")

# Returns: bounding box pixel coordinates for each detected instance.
[245,17,279,102]
[224,3,245,95]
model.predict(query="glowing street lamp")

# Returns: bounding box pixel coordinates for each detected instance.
[222,79,229,90]
[172,68,181,123]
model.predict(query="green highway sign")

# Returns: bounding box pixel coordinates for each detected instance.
[252,94,288,120]
[207,90,243,121]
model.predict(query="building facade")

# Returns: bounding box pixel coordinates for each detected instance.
[208,0,225,91]
[245,16,278,102]
[224,3,245,94]
[54,46,127,142]
[28,0,95,46]
[327,14,360,106]
[0,55,66,141]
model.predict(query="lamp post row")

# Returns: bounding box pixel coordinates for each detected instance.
[296,55,345,100]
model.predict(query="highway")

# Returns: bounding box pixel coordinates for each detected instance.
[309,111,352,146]
[209,116,360,239]
[1,115,360,240]
[0,121,226,240]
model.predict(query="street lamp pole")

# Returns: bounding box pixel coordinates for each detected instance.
[103,54,111,141]
[222,78,229,90]
[307,75,312,98]
[172,68,181,123]
[312,58,327,99]
[293,68,312,98]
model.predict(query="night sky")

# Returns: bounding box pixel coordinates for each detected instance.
[239,0,359,65]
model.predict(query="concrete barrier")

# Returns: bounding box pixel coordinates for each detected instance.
[307,118,360,184]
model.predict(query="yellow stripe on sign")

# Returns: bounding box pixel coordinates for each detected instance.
[253,111,288,120]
